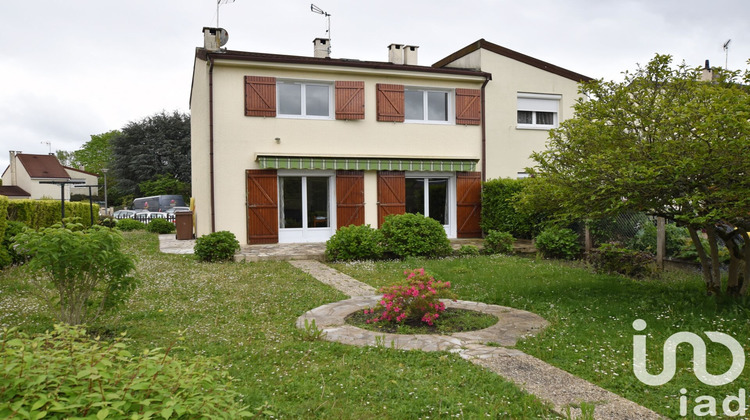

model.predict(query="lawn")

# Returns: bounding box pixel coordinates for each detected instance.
[331,256,750,419]
[0,232,556,419]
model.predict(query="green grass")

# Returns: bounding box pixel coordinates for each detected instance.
[331,255,750,419]
[0,232,557,419]
[346,308,498,335]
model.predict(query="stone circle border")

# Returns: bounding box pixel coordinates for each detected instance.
[297,296,549,352]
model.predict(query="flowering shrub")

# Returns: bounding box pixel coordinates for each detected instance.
[365,268,456,326]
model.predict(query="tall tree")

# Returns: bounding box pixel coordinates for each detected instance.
[74,130,118,175]
[522,55,750,296]
[111,111,191,197]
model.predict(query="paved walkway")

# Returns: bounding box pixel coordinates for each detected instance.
[291,259,663,420]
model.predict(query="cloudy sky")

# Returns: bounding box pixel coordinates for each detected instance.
[1,0,749,172]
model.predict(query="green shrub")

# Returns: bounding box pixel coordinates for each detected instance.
[589,242,654,278]
[0,324,254,419]
[380,213,452,259]
[456,244,480,257]
[326,224,384,261]
[146,217,176,234]
[0,196,9,268]
[535,226,581,260]
[13,223,137,325]
[116,218,146,231]
[7,199,97,228]
[2,221,28,268]
[628,221,690,258]
[484,230,515,255]
[481,178,544,239]
[98,216,117,228]
[195,231,240,262]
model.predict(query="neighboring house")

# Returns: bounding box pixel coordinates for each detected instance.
[190,29,590,244]
[0,185,30,200]
[65,166,99,196]
[1,152,97,200]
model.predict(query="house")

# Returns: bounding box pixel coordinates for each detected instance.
[190,29,590,244]
[1,152,98,200]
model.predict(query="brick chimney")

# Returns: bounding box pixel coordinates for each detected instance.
[388,44,405,65]
[313,38,331,58]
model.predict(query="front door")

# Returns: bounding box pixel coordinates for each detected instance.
[278,171,335,243]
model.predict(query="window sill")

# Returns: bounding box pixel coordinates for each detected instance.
[516,124,556,130]
[404,119,453,125]
[277,114,334,121]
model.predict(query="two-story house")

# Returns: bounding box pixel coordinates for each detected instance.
[1,152,99,200]
[190,29,590,244]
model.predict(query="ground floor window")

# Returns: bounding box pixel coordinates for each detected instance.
[405,177,448,225]
[278,172,334,243]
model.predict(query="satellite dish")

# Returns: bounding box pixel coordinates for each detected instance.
[217,28,229,47]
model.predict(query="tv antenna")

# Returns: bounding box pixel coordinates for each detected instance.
[723,39,731,69]
[217,0,235,28]
[310,4,331,42]
[41,141,51,154]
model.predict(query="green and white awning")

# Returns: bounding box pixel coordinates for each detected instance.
[257,155,477,172]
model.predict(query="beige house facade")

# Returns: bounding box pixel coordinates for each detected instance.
[1,152,99,200]
[190,30,590,244]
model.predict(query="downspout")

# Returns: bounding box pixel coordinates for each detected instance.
[208,55,216,233]
[480,76,490,182]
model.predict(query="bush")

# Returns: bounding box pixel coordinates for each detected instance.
[116,218,145,231]
[456,244,480,257]
[380,213,452,259]
[12,223,137,325]
[326,224,384,261]
[7,199,98,228]
[484,230,515,255]
[481,178,544,239]
[364,268,457,325]
[535,226,581,260]
[589,242,654,278]
[2,221,28,268]
[629,222,691,258]
[98,216,117,228]
[146,217,176,234]
[195,231,240,262]
[0,324,254,418]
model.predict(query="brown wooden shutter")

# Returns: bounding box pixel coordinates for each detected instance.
[336,171,365,228]
[335,81,365,120]
[245,76,276,117]
[456,172,482,238]
[377,171,405,227]
[455,89,481,125]
[246,169,278,244]
[376,84,404,122]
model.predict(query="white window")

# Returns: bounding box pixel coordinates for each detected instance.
[517,93,560,129]
[277,81,333,119]
[405,88,452,123]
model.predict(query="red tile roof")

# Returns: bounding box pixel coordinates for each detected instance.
[17,154,70,179]
[0,185,30,197]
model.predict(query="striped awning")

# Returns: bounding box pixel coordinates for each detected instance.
[257,155,477,172]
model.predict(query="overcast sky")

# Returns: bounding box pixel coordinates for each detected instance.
[2,0,749,173]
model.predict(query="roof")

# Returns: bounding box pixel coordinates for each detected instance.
[0,185,30,197]
[64,166,99,177]
[432,39,593,83]
[17,154,70,179]
[196,48,492,80]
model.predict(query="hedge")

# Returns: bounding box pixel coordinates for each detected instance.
[6,199,98,228]
[0,196,9,268]
[480,178,544,239]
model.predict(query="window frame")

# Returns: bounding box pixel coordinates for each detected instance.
[516,92,561,130]
[276,80,334,120]
[404,87,454,124]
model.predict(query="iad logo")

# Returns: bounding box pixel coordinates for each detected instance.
[632,319,744,386]
[632,319,747,417]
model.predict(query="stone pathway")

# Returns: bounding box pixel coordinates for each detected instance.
[292,259,663,420]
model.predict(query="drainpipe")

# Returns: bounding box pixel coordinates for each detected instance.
[480,76,490,182]
[208,55,217,233]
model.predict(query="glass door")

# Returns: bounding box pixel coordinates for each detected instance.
[278,173,334,243]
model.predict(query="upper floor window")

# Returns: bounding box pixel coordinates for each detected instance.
[404,88,452,123]
[277,81,333,119]
[517,93,560,129]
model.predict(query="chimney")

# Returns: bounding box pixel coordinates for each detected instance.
[404,45,419,65]
[9,151,18,186]
[388,44,405,65]
[313,38,331,58]
[203,27,228,51]
[701,59,713,82]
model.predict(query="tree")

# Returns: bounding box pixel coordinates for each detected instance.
[522,55,750,296]
[111,110,191,197]
[74,130,118,176]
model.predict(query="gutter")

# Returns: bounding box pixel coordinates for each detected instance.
[208,55,216,233]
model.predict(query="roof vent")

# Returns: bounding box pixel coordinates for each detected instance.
[313,38,331,58]
[388,44,405,65]
[203,27,228,51]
